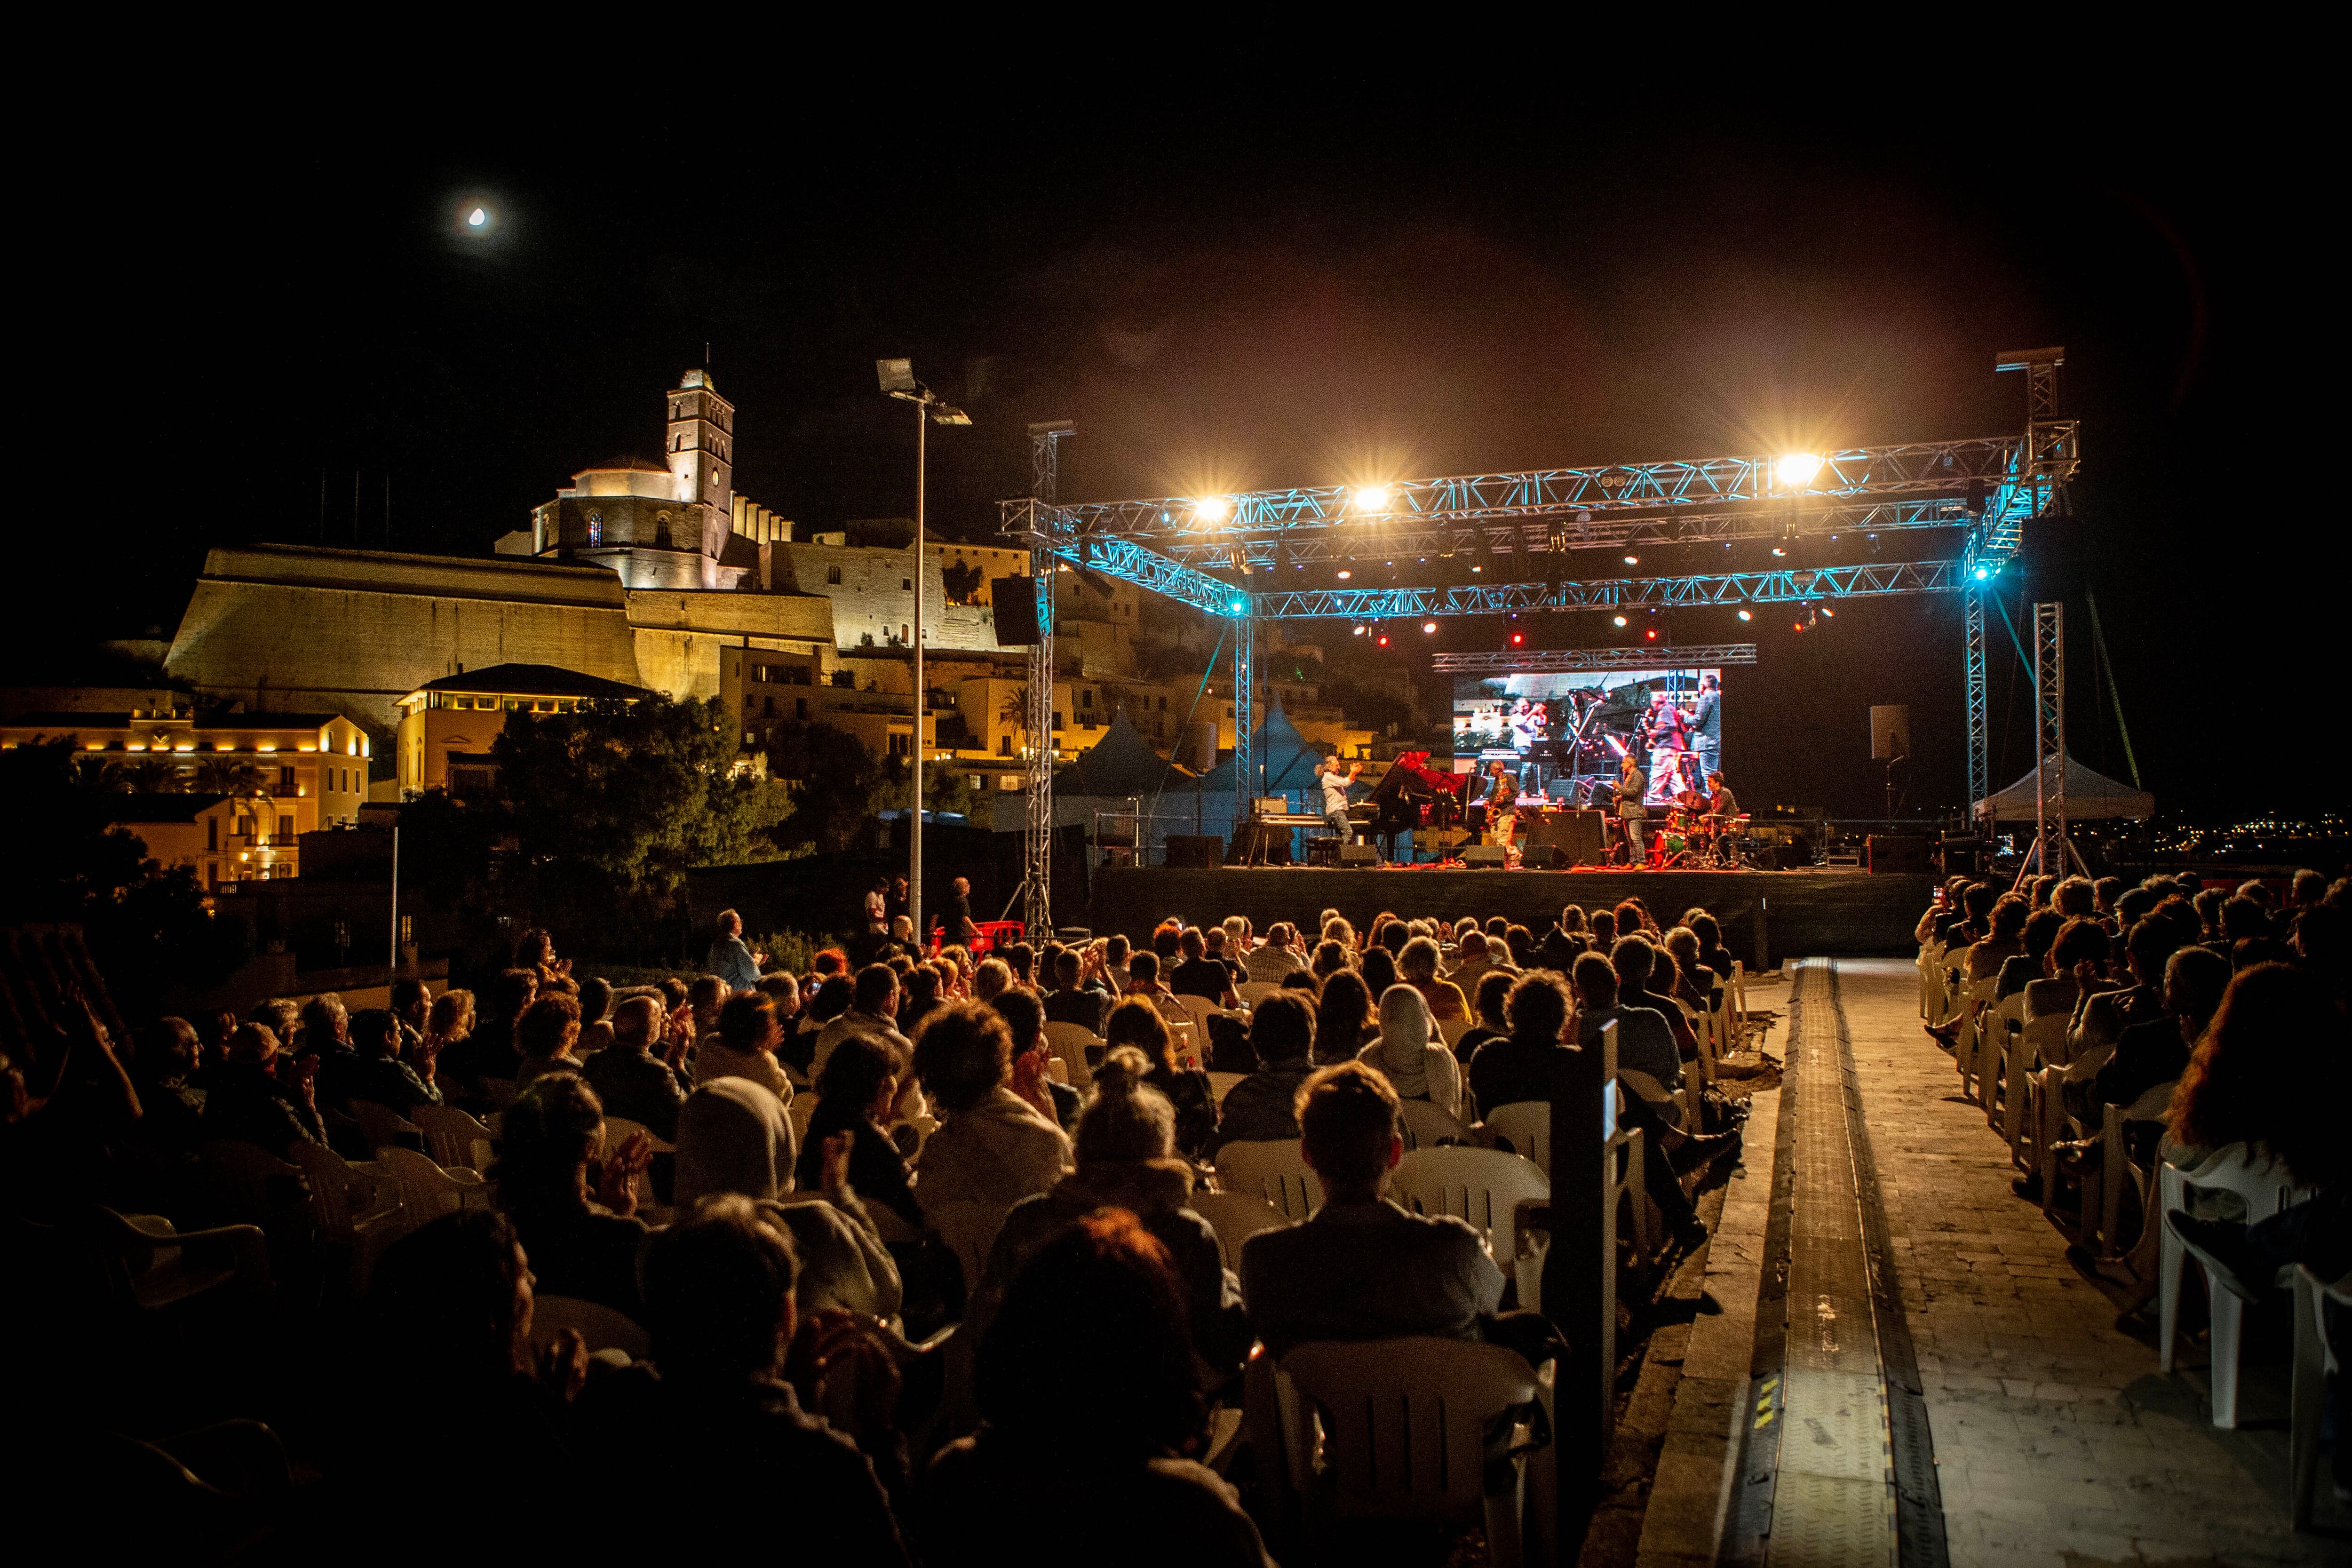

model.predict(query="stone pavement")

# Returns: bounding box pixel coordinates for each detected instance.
[1837,957,2341,1568]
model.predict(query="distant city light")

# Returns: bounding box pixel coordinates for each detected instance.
[1352,624,1367,636]
[1336,569,1352,579]
[1772,547,1787,557]
[1775,452,1824,487]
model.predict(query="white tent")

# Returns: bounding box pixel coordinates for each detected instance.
[1973,754,2153,823]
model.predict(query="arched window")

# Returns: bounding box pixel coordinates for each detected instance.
[655,512,673,549]
[586,510,602,546]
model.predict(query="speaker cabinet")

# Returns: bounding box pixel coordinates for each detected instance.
[990,576,1042,645]
[1165,835,1224,869]
[1520,844,1566,869]
[1459,845,1509,868]
[1867,834,1931,874]
[1524,809,1606,866]
[1336,844,1381,867]
[1870,704,1911,762]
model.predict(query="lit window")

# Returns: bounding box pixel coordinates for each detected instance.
[827,566,842,585]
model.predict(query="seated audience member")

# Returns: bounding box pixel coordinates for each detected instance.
[1661,926,1715,1012]
[512,994,586,1090]
[1536,913,1582,975]
[1168,928,1239,1009]
[1203,926,1247,989]
[695,991,797,1103]
[1206,993,1318,1154]
[675,1075,902,1322]
[407,987,474,1084]
[2051,875,2096,921]
[972,1048,1251,1378]
[443,968,537,1098]
[992,988,1081,1132]
[799,1034,922,1229]
[1965,895,2030,982]
[1612,937,1699,1066]
[1123,950,1184,1016]
[1587,909,1618,949]
[971,957,1014,1005]
[1359,984,1465,1119]
[1241,1064,1503,1355]
[302,994,363,1109]
[815,962,913,1095]
[2294,903,2349,1006]
[2161,963,2352,1213]
[1453,970,1515,1066]
[1103,997,1218,1160]
[1687,911,1734,987]
[1245,922,1306,984]
[1312,970,1375,1065]
[581,1197,910,1562]
[200,1024,324,1156]
[1575,953,1682,1095]
[1359,946,1399,999]
[495,1072,652,1318]
[2065,914,2184,1078]
[2089,945,2231,1117]
[2027,916,2108,1025]
[1467,971,1571,1113]
[1445,929,1498,992]
[1045,949,1107,1033]
[1101,933,1133,991]
[341,1006,442,1112]
[914,1002,1073,1211]
[1309,939,1352,987]
[575,978,616,1058]
[923,1212,1272,1568]
[346,1211,581,1552]
[792,973,853,1071]
[1997,909,2064,1003]
[1399,936,1470,1022]
[2218,894,2273,949]
[582,997,687,1142]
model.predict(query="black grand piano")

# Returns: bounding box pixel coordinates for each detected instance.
[1359,751,1474,864]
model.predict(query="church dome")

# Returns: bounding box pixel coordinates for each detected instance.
[578,454,672,475]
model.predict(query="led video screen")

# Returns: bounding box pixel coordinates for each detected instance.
[1452,668,1723,809]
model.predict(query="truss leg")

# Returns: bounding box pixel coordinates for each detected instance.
[1965,583,1988,813]
[1232,613,1253,838]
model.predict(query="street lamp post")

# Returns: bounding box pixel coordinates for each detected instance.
[876,358,970,946]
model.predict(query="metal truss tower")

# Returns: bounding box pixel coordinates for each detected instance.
[2024,599,2082,881]
[1232,613,1253,829]
[1965,586,1988,809]
[1020,422,1071,937]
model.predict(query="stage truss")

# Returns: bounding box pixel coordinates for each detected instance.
[999,350,2074,853]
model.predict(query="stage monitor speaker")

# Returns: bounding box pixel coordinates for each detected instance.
[1165,835,1224,869]
[1870,704,1911,762]
[990,576,1042,645]
[1178,722,1218,772]
[1226,823,1293,865]
[1459,845,1509,868]
[1867,834,1932,874]
[1336,844,1381,867]
[1520,844,1566,869]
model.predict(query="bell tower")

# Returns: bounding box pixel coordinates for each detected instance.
[666,369,735,533]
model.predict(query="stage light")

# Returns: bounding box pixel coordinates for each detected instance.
[1644,628,1657,641]
[1375,629,1391,647]
[1336,568,1352,580]
[1229,596,1247,614]
[1355,485,1392,512]
[1772,546,1787,557]
[1820,605,1835,617]
[1421,621,1438,635]
[1775,452,1824,487]
[1612,614,1628,628]
[1623,554,1639,565]
[1510,631,1525,646]
[1737,609,1752,622]
[1195,496,1231,525]
[1793,620,1805,632]
[1972,565,1990,581]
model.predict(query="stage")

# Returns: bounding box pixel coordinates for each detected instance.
[1083,865,1931,968]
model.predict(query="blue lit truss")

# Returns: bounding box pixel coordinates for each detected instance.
[1245,560,1959,620]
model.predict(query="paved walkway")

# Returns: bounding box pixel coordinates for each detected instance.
[1838,957,2338,1568]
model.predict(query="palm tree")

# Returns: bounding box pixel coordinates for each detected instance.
[194,758,266,798]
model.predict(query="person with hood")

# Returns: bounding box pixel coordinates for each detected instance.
[966,1046,1251,1382]
[1356,984,1464,1120]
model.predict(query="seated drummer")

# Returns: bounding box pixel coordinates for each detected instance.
[1707,771,1738,820]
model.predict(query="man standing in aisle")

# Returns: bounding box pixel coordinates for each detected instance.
[1316,756,1362,846]
[705,910,763,993]
[1691,674,1723,782]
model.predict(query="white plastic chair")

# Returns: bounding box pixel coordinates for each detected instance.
[929,1200,1009,1297]
[1237,980,1282,1008]
[1041,1021,1101,1088]
[373,1145,492,1225]
[286,1141,404,1284]
[2089,1079,2177,1261]
[1397,1097,1474,1150]
[1189,1189,1291,1270]
[530,1292,650,1360]
[348,1099,421,1154]
[1484,1102,1550,1174]
[1279,1337,1551,1568]
[1950,977,1995,1099]
[2159,1143,2312,1426]
[1215,1138,1324,1222]
[1977,990,2023,1129]
[2292,1265,2351,1528]
[1391,1145,1550,1310]
[1617,1067,1691,1134]
[413,1105,495,1173]
[1207,1071,1246,1106]
[98,1208,273,1309]
[195,1138,305,1231]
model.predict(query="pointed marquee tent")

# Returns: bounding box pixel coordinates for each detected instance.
[1971,754,2153,823]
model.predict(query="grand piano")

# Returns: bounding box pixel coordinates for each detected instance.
[1360,752,1473,863]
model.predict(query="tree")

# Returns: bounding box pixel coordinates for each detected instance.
[941,558,984,605]
[764,720,890,855]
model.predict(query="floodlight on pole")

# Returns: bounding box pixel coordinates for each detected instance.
[874,358,971,946]
[1774,452,1824,488]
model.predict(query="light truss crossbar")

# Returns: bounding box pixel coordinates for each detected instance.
[1431,645,1760,673]
[1020,434,2068,542]
[1246,560,1957,620]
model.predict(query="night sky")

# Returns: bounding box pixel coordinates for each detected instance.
[32,81,2327,821]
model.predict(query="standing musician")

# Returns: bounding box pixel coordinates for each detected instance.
[1691,674,1722,781]
[1315,756,1362,845]
[1643,691,1690,753]
[1485,757,1519,859]
[1613,748,1649,866]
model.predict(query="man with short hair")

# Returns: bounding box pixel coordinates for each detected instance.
[706,910,763,994]
[1169,926,1240,1008]
[1577,950,1683,1094]
[389,977,431,1060]
[2093,946,2230,1115]
[1206,993,1319,1154]
[584,997,688,1141]
[1614,749,1649,865]
[1691,674,1722,780]
[1244,922,1306,984]
[1240,1062,1504,1355]
[939,877,978,947]
[343,1007,442,1111]
[814,964,911,1083]
[1044,949,1107,1033]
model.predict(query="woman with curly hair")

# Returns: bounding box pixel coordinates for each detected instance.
[2164,962,2351,1213]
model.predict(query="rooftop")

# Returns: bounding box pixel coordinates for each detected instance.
[408,663,655,701]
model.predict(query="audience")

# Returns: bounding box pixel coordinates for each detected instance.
[1104,997,1218,1160]
[512,993,586,1090]
[494,1072,652,1317]
[696,991,797,1103]
[581,996,687,1140]
[1359,983,1465,1119]
[1207,993,1318,1153]
[914,1002,1072,1211]
[1466,970,1571,1113]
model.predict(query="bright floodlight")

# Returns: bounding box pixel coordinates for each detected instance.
[1612,614,1628,628]
[1231,597,1247,614]
[1355,485,1392,511]
[1775,452,1824,487]
[1421,621,1438,634]
[1195,496,1231,524]
[875,358,918,393]
[1336,568,1352,580]
[1623,554,1639,565]
[1737,609,1753,621]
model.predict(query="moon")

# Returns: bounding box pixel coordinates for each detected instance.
[467,207,488,228]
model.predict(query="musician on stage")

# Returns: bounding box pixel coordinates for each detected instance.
[1705,770,1740,866]
[1614,749,1649,866]
[1485,757,1519,857]
[1315,756,1362,844]
[1643,691,1690,752]
[1691,674,1722,780]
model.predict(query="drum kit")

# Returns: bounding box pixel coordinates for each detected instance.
[1629,804,1748,868]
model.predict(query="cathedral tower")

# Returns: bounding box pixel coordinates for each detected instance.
[667,369,734,536]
